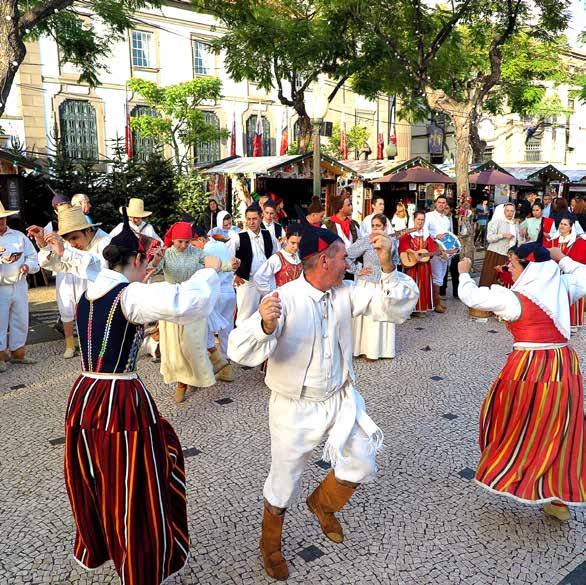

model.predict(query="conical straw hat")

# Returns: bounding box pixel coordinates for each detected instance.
[57,206,101,236]
[0,201,19,218]
[120,198,152,218]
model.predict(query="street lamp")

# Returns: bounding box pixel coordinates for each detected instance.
[306,80,329,199]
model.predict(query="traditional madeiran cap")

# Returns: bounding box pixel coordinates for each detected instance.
[110,206,141,253]
[51,192,70,207]
[294,204,341,260]
[513,242,550,263]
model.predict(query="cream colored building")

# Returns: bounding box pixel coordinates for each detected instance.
[1,1,403,166]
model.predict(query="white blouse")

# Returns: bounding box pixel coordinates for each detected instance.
[253,250,301,294]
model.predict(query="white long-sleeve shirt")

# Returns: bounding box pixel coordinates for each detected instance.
[85,267,220,325]
[424,210,451,239]
[458,257,586,321]
[228,270,419,399]
[253,250,300,294]
[0,228,40,285]
[110,221,162,243]
[227,229,271,278]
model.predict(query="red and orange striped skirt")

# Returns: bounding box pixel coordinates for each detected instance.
[64,374,189,584]
[476,345,586,505]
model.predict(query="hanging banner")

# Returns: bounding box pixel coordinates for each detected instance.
[427,125,444,155]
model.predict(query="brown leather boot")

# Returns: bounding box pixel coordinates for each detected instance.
[260,503,288,581]
[174,383,187,404]
[307,471,357,543]
[208,348,228,373]
[433,285,446,314]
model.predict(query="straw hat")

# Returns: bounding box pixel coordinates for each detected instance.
[0,202,19,218]
[57,206,101,236]
[120,198,152,218]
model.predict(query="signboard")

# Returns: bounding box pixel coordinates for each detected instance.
[427,125,444,155]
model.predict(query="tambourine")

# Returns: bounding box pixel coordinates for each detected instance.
[435,232,461,253]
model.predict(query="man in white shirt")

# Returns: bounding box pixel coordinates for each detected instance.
[361,194,393,236]
[228,204,273,326]
[228,222,418,581]
[110,198,162,243]
[424,195,452,313]
[261,200,283,251]
[0,204,40,371]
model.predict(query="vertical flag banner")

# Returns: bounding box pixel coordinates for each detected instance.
[340,113,348,159]
[389,96,397,146]
[230,111,237,157]
[124,86,133,159]
[279,108,289,155]
[252,112,263,157]
[377,132,384,160]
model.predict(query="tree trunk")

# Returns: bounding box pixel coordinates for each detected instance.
[294,111,313,154]
[452,114,471,200]
[0,3,26,119]
[469,113,486,164]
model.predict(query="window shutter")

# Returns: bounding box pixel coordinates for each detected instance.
[59,99,99,161]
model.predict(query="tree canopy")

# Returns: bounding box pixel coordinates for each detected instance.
[0,0,161,117]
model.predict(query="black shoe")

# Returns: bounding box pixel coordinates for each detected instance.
[439,289,446,296]
[53,318,65,337]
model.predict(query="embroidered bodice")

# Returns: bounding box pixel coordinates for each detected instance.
[77,283,144,373]
[275,251,302,287]
[506,293,566,344]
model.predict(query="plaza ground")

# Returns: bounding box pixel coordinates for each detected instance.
[0,293,584,584]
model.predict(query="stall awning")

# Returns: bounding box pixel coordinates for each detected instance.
[468,169,533,187]
[0,148,42,172]
[372,165,455,184]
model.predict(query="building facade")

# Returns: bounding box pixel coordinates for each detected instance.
[1,1,403,166]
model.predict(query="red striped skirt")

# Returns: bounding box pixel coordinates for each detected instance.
[405,262,433,312]
[571,297,584,328]
[476,346,586,505]
[64,374,189,584]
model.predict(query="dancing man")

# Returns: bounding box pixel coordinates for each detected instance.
[228,223,418,580]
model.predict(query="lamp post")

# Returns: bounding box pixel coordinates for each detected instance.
[307,81,330,199]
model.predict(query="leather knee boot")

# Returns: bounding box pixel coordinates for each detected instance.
[260,503,288,580]
[307,471,357,543]
[433,285,446,313]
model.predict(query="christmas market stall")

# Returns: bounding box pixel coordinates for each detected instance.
[200,153,356,224]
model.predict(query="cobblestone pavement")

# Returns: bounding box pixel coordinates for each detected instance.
[1,295,584,585]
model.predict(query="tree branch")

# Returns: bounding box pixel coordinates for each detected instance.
[19,0,75,31]
[327,76,348,103]
[273,58,294,107]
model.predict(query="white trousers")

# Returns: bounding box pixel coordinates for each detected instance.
[207,289,236,354]
[235,280,262,327]
[55,272,77,323]
[0,280,29,352]
[430,256,449,286]
[263,389,377,509]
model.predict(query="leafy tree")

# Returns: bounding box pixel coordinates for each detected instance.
[322,123,371,159]
[353,0,570,198]
[128,77,229,171]
[175,171,211,221]
[0,1,161,118]
[193,0,363,152]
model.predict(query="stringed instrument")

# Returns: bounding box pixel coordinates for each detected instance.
[400,247,458,268]
[392,227,417,238]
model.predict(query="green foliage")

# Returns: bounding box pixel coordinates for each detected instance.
[20,0,162,87]
[127,77,229,169]
[322,123,370,159]
[175,171,211,220]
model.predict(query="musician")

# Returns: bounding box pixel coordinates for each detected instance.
[227,204,273,326]
[399,210,435,313]
[424,195,452,313]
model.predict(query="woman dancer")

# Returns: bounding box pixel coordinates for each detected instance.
[253,227,302,294]
[347,214,399,359]
[398,210,435,313]
[152,222,237,402]
[547,217,586,330]
[64,214,221,584]
[458,243,586,520]
[519,202,555,243]
[469,203,518,318]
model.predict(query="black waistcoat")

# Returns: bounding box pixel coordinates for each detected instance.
[235,230,273,280]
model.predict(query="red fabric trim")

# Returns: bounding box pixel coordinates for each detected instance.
[329,215,351,239]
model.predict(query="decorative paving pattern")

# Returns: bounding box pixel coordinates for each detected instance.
[0,296,583,585]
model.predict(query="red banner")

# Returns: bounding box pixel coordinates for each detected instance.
[340,122,348,159]
[377,132,384,160]
[252,114,263,157]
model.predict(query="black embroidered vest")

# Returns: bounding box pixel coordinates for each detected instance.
[235,230,273,280]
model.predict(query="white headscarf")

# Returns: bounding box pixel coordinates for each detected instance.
[553,220,579,248]
[216,210,230,230]
[511,259,571,339]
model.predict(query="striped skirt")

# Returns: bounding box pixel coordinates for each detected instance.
[64,374,189,584]
[571,297,585,328]
[476,346,586,505]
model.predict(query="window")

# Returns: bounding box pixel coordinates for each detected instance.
[59,99,99,160]
[246,115,271,156]
[131,30,153,68]
[193,40,213,75]
[482,146,494,163]
[131,105,159,162]
[195,111,221,163]
[525,137,542,162]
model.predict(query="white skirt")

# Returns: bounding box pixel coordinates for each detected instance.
[159,318,215,387]
[352,279,396,359]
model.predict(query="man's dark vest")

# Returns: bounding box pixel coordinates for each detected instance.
[235,230,273,280]
[262,221,283,239]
